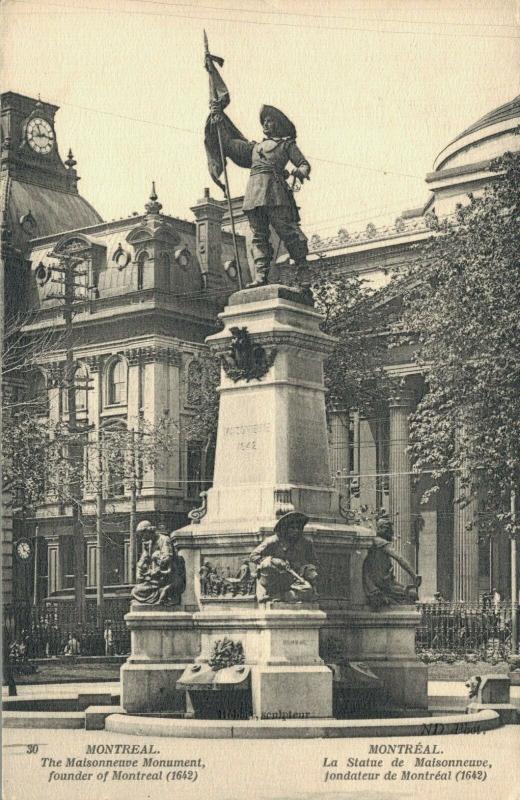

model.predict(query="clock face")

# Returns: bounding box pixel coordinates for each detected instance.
[26,117,55,155]
[16,539,32,560]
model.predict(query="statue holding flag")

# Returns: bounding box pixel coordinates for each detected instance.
[204,33,312,289]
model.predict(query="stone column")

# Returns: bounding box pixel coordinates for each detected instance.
[453,470,479,602]
[388,385,414,580]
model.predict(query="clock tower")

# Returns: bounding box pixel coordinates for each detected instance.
[1,92,79,192]
[0,91,102,296]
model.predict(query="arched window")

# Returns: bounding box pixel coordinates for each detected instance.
[106,358,127,406]
[161,253,171,293]
[62,363,89,414]
[74,363,89,411]
[102,419,127,498]
[137,251,148,291]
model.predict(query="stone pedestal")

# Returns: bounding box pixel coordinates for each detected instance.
[123,285,427,718]
[194,602,333,719]
[120,606,199,714]
[322,607,428,710]
[190,284,343,530]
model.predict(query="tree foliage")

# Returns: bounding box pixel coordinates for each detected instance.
[394,152,520,535]
[312,272,395,417]
[182,354,220,452]
[2,405,178,515]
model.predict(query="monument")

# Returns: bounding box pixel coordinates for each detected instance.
[120,37,426,720]
[121,284,426,719]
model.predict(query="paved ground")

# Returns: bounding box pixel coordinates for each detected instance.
[426,660,510,680]
[6,661,122,685]
[5,658,512,686]
[3,724,519,800]
[2,680,119,699]
[4,678,520,701]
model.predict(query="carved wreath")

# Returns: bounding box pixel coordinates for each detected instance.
[221,327,277,383]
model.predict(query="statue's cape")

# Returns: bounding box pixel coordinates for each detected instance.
[204,112,249,193]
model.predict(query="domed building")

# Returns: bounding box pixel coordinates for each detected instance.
[427,94,520,216]
[1,92,104,607]
[311,95,520,603]
[1,91,249,620]
[1,92,103,313]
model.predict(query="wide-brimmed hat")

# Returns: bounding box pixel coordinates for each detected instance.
[136,519,155,533]
[274,511,309,533]
[260,105,296,139]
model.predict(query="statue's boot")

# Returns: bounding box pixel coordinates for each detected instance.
[246,265,270,289]
[295,262,313,289]
[294,262,314,304]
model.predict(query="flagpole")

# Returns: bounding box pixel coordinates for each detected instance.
[215,124,244,291]
[204,32,244,291]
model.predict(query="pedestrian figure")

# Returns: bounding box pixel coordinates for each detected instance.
[104,620,115,656]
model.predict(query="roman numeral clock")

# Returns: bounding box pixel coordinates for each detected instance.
[25,116,55,155]
[0,94,82,196]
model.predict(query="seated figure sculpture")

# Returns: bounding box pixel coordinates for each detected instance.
[131,520,186,605]
[249,512,318,603]
[362,509,421,610]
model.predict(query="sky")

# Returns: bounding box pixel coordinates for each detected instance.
[1,0,519,240]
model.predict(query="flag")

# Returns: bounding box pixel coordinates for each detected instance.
[203,32,247,193]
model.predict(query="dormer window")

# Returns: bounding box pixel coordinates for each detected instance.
[137,252,148,291]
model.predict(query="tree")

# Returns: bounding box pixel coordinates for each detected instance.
[182,354,220,487]
[83,416,178,619]
[312,272,395,418]
[394,152,520,540]
[2,410,52,517]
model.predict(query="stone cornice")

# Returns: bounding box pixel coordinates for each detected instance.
[210,330,334,357]
[124,345,182,366]
[309,216,431,256]
[83,354,104,371]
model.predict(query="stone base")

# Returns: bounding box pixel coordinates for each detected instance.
[105,709,502,738]
[509,671,520,686]
[365,660,428,710]
[121,662,191,714]
[252,665,332,719]
[121,607,199,714]
[195,603,327,666]
[183,604,333,719]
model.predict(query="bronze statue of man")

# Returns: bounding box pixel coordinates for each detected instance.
[210,100,311,288]
[249,511,318,602]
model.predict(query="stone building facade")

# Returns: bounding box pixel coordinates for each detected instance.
[2,90,518,611]
[1,92,249,616]
[309,95,520,602]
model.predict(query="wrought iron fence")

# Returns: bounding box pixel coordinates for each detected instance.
[3,602,131,659]
[416,602,517,660]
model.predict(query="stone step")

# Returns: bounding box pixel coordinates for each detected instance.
[85,704,124,730]
[2,711,85,729]
[105,708,501,739]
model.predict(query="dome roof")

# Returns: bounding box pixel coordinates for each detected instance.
[2,175,103,251]
[451,95,520,144]
[433,95,520,173]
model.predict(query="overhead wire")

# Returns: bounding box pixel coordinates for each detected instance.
[8,0,520,39]
[126,0,519,31]
[56,99,424,181]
